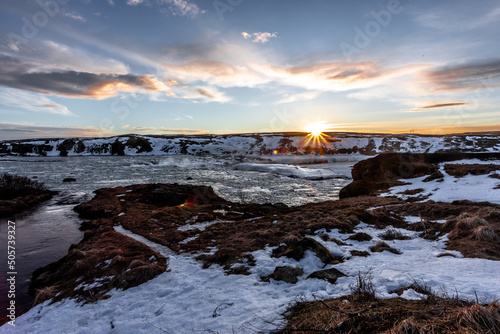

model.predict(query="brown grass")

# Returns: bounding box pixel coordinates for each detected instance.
[453,302,500,333]
[33,286,58,306]
[370,241,402,254]
[348,232,372,241]
[473,225,497,242]
[281,296,500,334]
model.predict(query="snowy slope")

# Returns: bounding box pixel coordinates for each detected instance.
[382,159,500,204]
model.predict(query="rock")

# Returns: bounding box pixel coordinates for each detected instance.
[186,176,193,180]
[340,153,500,199]
[307,268,347,284]
[262,266,304,284]
[281,237,341,264]
[63,177,77,182]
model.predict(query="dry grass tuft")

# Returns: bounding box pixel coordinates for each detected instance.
[473,225,497,242]
[33,286,58,305]
[390,317,424,334]
[453,302,500,333]
[350,270,376,302]
[379,228,410,240]
[456,215,490,230]
[370,241,402,254]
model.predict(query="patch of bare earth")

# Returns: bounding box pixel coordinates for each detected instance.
[444,163,500,177]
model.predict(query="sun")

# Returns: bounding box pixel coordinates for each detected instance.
[305,121,328,136]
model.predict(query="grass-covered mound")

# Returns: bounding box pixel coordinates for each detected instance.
[0,173,55,217]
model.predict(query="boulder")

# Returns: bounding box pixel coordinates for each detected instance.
[307,268,347,284]
[262,266,304,284]
[281,237,341,264]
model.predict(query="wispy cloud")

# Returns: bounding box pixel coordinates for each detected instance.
[242,32,277,43]
[196,86,230,102]
[419,102,469,110]
[0,123,111,140]
[158,0,205,17]
[424,59,500,91]
[0,54,176,99]
[126,0,204,17]
[124,126,207,134]
[126,0,144,5]
[63,12,86,22]
[0,89,75,116]
[415,6,500,32]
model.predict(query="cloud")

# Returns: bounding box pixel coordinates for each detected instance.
[424,59,500,91]
[0,54,176,99]
[124,126,207,134]
[242,32,277,43]
[126,0,144,5]
[164,60,269,88]
[196,86,230,102]
[415,6,500,32]
[158,0,205,17]
[163,59,431,103]
[0,123,111,140]
[126,0,204,17]
[63,12,86,22]
[107,0,114,4]
[7,40,129,74]
[0,89,75,116]
[419,102,469,110]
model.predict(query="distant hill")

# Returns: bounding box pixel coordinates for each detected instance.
[1,132,499,157]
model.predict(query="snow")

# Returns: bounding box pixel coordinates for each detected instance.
[177,220,234,232]
[383,161,500,204]
[4,219,500,333]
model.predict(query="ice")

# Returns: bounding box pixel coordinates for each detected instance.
[234,163,338,180]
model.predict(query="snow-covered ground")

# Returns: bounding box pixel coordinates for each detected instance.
[383,160,500,204]
[3,217,500,333]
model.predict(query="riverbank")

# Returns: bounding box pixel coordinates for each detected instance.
[2,153,500,332]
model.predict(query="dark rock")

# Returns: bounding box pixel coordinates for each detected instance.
[63,177,77,182]
[307,268,347,284]
[262,266,304,284]
[111,139,125,156]
[280,237,341,264]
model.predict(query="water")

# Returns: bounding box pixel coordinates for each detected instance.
[0,155,357,314]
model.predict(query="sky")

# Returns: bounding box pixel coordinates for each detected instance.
[1,0,500,139]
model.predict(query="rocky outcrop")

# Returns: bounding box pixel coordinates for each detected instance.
[339,153,500,198]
